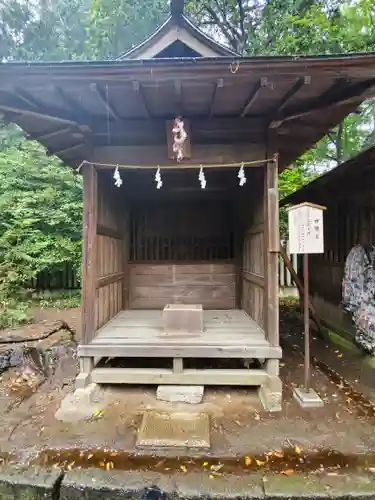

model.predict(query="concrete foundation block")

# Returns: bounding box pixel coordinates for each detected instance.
[0,466,62,500]
[55,383,103,423]
[163,304,203,334]
[259,376,282,412]
[293,387,324,408]
[61,470,174,500]
[157,385,204,404]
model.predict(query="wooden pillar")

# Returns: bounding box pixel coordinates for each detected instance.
[81,163,98,345]
[264,150,279,347]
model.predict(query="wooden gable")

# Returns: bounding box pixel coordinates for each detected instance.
[117,0,237,60]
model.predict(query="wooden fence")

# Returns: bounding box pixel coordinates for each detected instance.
[29,264,80,291]
[279,241,299,297]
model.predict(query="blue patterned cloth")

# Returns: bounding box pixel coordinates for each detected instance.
[342,244,375,355]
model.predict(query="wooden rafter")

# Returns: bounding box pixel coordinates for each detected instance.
[0,92,80,127]
[241,78,268,118]
[209,78,224,116]
[132,80,151,118]
[27,126,75,142]
[46,142,85,157]
[270,77,375,128]
[268,76,310,128]
[90,83,120,121]
[54,86,87,123]
[13,88,41,109]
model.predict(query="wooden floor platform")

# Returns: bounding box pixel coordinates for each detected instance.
[78,309,282,360]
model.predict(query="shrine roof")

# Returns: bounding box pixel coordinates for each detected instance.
[0,51,375,170]
[280,144,375,206]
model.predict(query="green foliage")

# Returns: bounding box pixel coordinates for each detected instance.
[0,139,82,303]
[279,163,320,238]
[35,291,81,309]
[0,298,30,328]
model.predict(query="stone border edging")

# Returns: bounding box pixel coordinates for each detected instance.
[1,466,375,500]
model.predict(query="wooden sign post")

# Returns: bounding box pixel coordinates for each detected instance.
[287,202,326,408]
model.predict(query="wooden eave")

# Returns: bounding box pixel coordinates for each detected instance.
[280,145,375,206]
[0,53,375,170]
[116,14,238,60]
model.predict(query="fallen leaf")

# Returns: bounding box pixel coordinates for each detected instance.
[337,354,343,358]
[180,465,187,473]
[210,464,223,472]
[202,461,209,467]
[273,451,284,459]
[279,363,285,367]
[255,457,268,466]
[294,445,302,455]
[209,474,215,479]
[281,469,295,476]
[245,456,252,466]
[87,454,94,460]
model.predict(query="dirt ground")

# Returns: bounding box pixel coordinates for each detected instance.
[0,304,375,475]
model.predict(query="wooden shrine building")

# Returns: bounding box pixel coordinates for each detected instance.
[1,0,375,410]
[281,145,375,343]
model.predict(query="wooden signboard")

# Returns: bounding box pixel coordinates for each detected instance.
[288,202,325,255]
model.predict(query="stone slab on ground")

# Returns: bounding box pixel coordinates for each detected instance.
[0,465,62,500]
[136,411,211,448]
[156,385,204,404]
[60,469,174,500]
[293,387,324,409]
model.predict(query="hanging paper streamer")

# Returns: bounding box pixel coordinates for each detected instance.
[155,167,163,189]
[113,165,123,188]
[238,162,246,186]
[199,166,206,189]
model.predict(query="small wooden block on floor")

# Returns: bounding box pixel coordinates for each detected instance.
[163,304,203,334]
[136,411,210,449]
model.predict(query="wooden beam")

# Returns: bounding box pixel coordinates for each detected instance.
[270,77,375,128]
[12,88,41,109]
[132,80,151,118]
[241,77,268,118]
[0,91,79,126]
[174,80,183,116]
[268,76,310,128]
[90,83,120,120]
[81,163,98,344]
[46,142,85,157]
[209,78,224,116]
[264,140,279,347]
[96,272,124,289]
[97,224,122,240]
[53,86,88,123]
[90,368,269,386]
[27,126,75,142]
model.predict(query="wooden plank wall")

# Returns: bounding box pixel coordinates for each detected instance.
[95,174,128,329]
[129,263,236,309]
[130,200,234,262]
[240,172,265,329]
[309,198,370,305]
